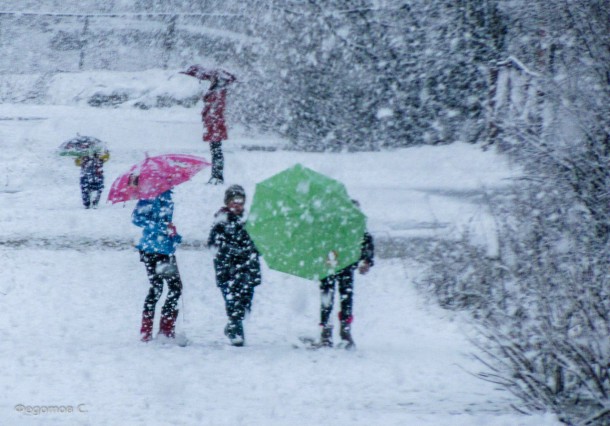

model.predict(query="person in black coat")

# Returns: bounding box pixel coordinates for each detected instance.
[207,185,261,346]
[318,200,375,350]
[76,151,108,208]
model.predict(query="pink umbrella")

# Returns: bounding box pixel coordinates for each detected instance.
[107,154,211,203]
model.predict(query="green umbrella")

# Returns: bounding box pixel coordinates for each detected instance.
[246,164,366,281]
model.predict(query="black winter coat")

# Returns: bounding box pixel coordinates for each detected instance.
[359,232,375,267]
[344,231,375,272]
[79,155,104,190]
[207,207,261,289]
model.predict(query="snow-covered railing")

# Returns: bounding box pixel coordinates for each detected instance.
[0,11,252,74]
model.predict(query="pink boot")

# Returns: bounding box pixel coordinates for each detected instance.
[158,311,178,339]
[140,312,154,342]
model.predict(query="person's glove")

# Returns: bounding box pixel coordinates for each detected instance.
[167,223,177,237]
[358,260,371,275]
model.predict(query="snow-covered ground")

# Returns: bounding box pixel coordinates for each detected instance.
[0,73,560,425]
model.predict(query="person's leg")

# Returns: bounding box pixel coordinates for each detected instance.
[215,264,236,321]
[319,276,336,346]
[80,178,91,208]
[337,269,354,322]
[215,262,245,345]
[233,271,256,316]
[241,283,255,315]
[90,186,102,208]
[337,269,356,348]
[208,141,224,184]
[229,276,257,343]
[159,255,183,338]
[140,252,165,341]
[221,281,245,346]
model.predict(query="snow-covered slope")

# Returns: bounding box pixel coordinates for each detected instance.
[0,74,558,425]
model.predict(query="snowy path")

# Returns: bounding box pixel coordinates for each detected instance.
[2,249,539,426]
[0,104,558,425]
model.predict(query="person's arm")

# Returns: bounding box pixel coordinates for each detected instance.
[358,232,375,274]
[245,233,262,286]
[223,71,237,84]
[207,223,224,249]
[166,222,182,246]
[132,201,152,228]
[249,254,262,286]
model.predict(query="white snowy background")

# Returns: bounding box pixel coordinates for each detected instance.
[0,71,561,425]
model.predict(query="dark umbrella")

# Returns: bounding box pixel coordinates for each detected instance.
[179,65,236,85]
[58,135,108,157]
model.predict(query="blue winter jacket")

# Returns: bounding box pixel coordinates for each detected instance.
[132,190,182,255]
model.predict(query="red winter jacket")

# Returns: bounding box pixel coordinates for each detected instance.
[202,87,228,142]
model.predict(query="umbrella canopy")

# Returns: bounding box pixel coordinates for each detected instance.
[107,154,210,203]
[58,135,108,157]
[180,65,236,85]
[246,164,366,281]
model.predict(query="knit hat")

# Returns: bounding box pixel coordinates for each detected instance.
[224,184,246,205]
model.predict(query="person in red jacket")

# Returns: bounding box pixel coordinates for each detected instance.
[181,66,237,184]
[201,71,236,185]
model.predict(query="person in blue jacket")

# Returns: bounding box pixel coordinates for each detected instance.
[132,186,183,342]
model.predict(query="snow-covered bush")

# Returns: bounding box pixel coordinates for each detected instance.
[422,182,610,424]
[422,1,610,423]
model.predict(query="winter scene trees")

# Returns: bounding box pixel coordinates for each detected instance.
[1,1,608,425]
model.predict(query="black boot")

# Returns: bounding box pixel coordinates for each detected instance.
[224,321,244,346]
[208,176,224,185]
[320,324,333,347]
[91,190,101,208]
[339,314,356,350]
